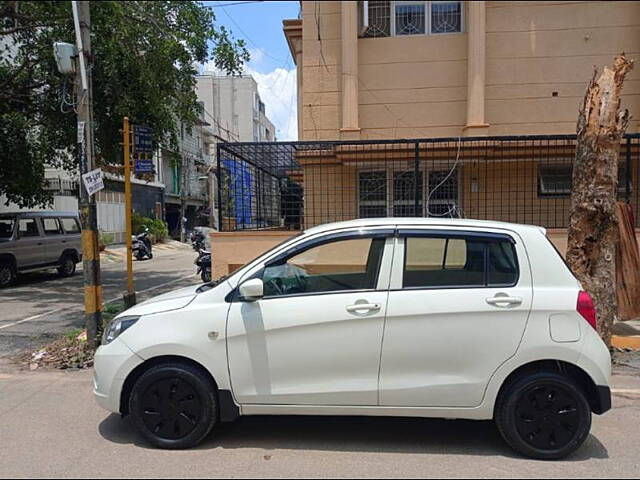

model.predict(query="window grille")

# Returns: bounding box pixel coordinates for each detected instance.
[361,1,462,38]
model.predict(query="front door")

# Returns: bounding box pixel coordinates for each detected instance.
[14,217,46,268]
[227,232,393,405]
[379,228,532,408]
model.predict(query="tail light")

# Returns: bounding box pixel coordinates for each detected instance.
[577,291,597,330]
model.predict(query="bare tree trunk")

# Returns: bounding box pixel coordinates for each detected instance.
[566,54,634,346]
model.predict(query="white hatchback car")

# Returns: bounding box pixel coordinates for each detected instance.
[94,218,611,459]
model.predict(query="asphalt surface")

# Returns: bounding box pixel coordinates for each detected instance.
[0,361,639,478]
[0,243,201,356]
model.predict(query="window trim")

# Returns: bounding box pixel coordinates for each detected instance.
[60,217,81,235]
[399,231,520,290]
[230,229,395,302]
[357,167,462,219]
[43,217,63,236]
[363,1,464,38]
[17,217,42,238]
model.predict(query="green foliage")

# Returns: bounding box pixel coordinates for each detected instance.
[132,211,168,242]
[1,1,250,207]
[99,231,114,246]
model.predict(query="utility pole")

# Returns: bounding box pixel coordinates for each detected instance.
[122,117,136,307]
[73,1,102,348]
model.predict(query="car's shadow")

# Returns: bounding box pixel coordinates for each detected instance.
[99,414,609,460]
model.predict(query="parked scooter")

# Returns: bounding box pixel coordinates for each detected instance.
[132,227,153,261]
[195,249,211,283]
[190,229,206,251]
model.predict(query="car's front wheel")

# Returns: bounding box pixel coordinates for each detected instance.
[129,362,218,449]
[495,371,592,460]
[0,261,16,288]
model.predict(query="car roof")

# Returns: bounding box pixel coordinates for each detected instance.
[303,217,546,236]
[0,211,78,218]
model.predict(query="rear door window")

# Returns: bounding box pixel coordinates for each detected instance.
[403,233,518,289]
[61,218,81,234]
[43,218,63,235]
[18,218,40,237]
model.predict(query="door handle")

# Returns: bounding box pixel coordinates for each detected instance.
[486,296,522,307]
[346,303,381,313]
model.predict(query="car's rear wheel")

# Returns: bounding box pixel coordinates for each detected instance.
[129,362,218,449]
[57,254,76,277]
[495,372,591,460]
[0,261,15,288]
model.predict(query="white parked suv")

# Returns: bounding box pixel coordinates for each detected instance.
[94,218,611,459]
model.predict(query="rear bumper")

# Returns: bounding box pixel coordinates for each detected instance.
[594,385,612,415]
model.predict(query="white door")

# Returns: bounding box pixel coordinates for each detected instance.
[227,232,394,405]
[379,228,532,408]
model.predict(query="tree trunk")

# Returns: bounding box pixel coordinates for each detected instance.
[566,54,634,346]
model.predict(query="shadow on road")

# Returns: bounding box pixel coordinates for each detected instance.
[99,413,609,460]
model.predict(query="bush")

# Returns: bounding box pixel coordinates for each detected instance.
[132,212,168,243]
[99,231,114,247]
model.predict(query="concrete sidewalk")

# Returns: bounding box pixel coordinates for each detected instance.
[0,363,639,478]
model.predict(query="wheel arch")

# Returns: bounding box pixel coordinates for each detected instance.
[59,248,80,264]
[0,253,17,269]
[493,359,607,416]
[119,355,239,422]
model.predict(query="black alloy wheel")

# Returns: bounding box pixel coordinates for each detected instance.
[496,372,591,460]
[140,377,201,440]
[515,384,581,450]
[129,362,217,449]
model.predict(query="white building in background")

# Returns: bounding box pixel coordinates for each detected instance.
[196,74,276,142]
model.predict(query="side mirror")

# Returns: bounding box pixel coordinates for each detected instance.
[238,278,264,302]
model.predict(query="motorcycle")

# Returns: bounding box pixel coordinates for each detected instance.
[132,227,153,261]
[195,249,211,283]
[190,229,206,251]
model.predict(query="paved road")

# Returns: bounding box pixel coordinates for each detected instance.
[0,363,639,478]
[0,243,201,356]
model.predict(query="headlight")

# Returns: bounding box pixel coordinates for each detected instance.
[102,315,140,345]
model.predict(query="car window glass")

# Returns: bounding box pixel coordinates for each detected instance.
[18,218,40,237]
[404,236,485,288]
[0,218,14,238]
[43,218,63,235]
[262,237,385,297]
[61,218,80,234]
[488,241,518,286]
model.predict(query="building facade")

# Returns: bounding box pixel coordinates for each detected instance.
[277,0,640,229]
[196,74,277,142]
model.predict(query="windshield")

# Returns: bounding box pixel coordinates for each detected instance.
[0,218,15,239]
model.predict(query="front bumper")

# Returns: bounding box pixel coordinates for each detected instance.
[93,337,143,414]
[594,385,612,415]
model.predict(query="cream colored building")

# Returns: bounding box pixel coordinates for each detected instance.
[210,0,640,278]
[285,1,640,140]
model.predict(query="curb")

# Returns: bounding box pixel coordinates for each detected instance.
[611,335,640,351]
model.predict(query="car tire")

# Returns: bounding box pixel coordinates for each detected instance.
[57,254,77,277]
[495,371,592,460]
[129,362,218,450]
[0,261,16,288]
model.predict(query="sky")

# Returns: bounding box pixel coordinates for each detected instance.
[201,1,301,140]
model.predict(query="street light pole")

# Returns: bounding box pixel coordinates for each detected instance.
[73,0,102,348]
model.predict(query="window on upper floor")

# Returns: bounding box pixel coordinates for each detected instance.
[360,1,463,38]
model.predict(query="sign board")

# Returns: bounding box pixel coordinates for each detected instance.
[135,158,155,173]
[133,125,154,153]
[82,168,104,196]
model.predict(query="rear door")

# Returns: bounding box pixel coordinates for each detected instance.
[379,227,532,408]
[41,217,65,263]
[60,217,82,254]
